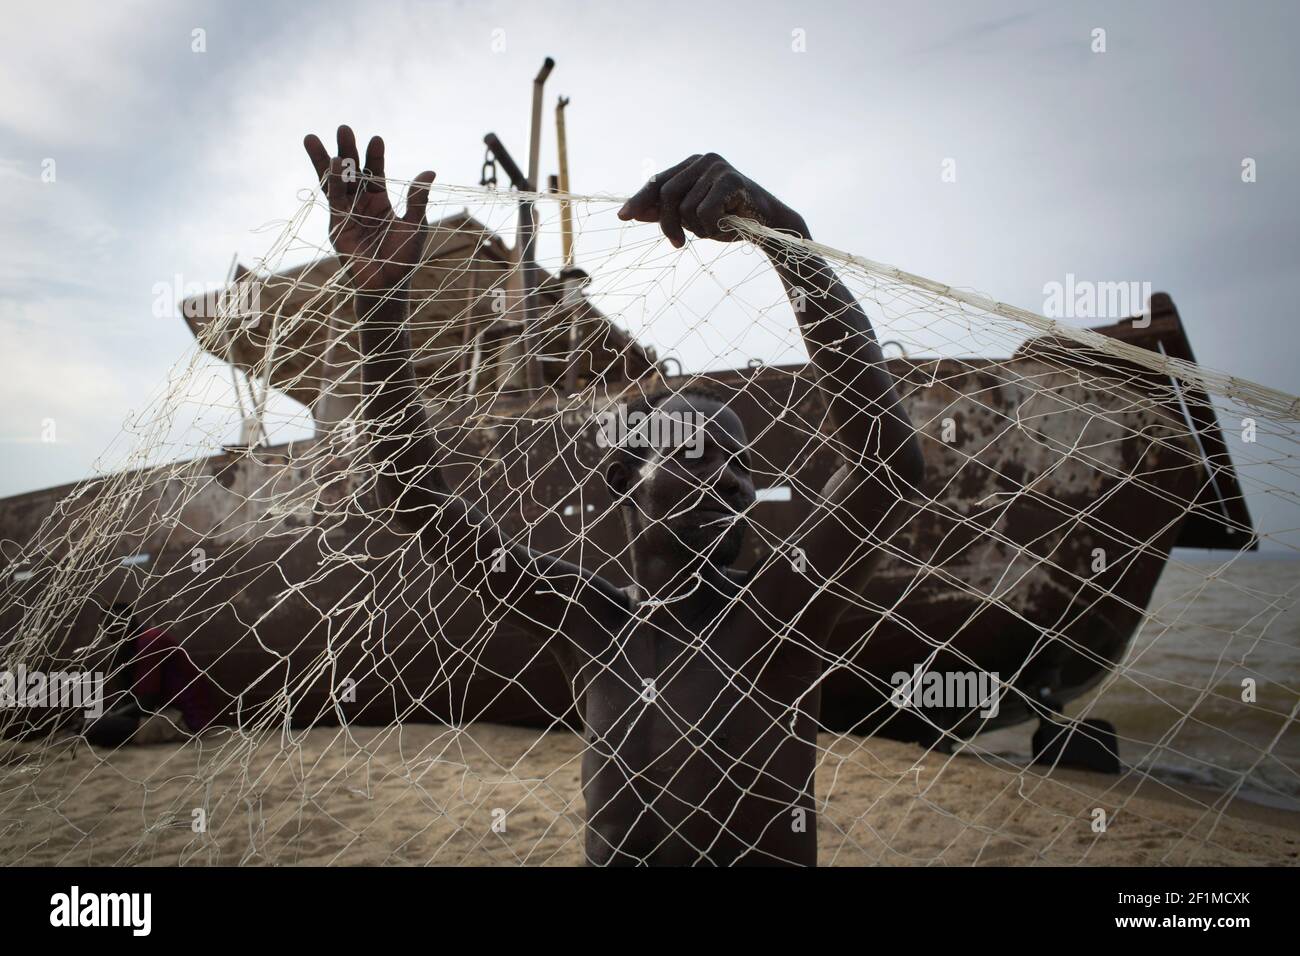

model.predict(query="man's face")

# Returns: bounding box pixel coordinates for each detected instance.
[625,395,756,567]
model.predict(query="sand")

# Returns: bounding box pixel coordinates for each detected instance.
[3,723,1298,866]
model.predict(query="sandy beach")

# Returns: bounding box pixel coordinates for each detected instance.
[3,722,1297,866]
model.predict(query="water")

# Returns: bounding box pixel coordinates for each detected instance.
[979,550,1300,809]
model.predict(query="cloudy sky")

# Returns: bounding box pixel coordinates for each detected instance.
[1,0,1297,521]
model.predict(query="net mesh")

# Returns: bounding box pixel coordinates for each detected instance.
[1,177,1297,866]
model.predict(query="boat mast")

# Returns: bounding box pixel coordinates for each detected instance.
[527,58,553,214]
[483,132,541,392]
[486,56,554,395]
[555,96,574,268]
[555,95,587,396]
[524,57,554,392]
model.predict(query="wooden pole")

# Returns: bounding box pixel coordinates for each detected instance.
[556,96,574,268]
[484,132,543,393]
[527,58,554,200]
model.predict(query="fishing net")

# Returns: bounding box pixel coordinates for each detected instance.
[1,173,1297,866]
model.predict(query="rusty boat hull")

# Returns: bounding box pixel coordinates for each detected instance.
[0,296,1254,744]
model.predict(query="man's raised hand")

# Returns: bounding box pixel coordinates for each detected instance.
[616,153,807,248]
[303,125,436,295]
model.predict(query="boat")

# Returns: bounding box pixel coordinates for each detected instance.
[0,247,1255,747]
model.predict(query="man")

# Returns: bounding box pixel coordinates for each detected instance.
[302,127,925,865]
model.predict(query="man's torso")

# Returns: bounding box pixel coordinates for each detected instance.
[567,587,824,866]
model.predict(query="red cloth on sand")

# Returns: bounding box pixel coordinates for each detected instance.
[131,628,218,732]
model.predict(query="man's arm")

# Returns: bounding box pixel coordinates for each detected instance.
[618,155,925,628]
[304,126,627,663]
[356,290,629,656]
